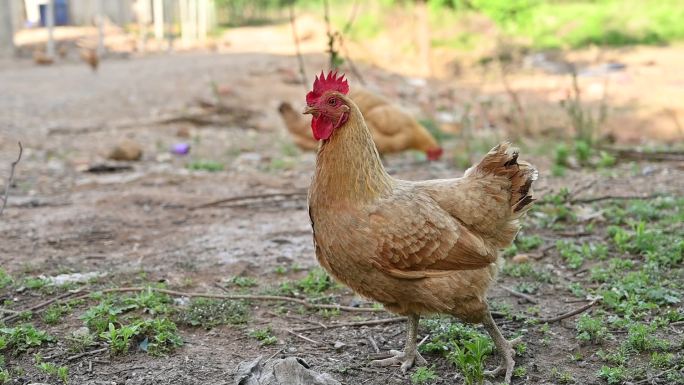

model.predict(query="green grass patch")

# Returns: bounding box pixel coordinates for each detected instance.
[177,298,248,328]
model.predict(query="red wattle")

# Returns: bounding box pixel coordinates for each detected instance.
[311,115,335,140]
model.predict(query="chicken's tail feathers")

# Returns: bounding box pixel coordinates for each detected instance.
[468,142,538,215]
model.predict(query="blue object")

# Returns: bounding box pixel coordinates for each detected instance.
[39,0,69,27]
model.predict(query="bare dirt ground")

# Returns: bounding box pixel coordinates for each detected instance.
[1,37,683,385]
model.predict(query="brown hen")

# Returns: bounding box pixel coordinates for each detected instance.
[305,72,537,384]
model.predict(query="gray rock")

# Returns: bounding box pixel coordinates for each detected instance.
[235,356,340,385]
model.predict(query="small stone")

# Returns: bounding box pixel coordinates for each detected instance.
[333,341,345,351]
[108,139,142,161]
[512,254,530,264]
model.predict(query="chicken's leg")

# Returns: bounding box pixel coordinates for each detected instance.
[371,314,427,372]
[482,311,521,384]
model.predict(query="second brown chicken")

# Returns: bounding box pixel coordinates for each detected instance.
[278,88,443,160]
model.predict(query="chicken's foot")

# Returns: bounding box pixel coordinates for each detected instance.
[371,314,427,372]
[482,311,521,384]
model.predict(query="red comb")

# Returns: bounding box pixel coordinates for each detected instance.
[306,71,349,105]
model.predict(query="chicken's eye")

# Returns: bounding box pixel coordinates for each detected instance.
[327,97,337,106]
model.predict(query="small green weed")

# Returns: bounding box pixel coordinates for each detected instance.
[35,362,68,384]
[623,323,668,353]
[649,352,674,369]
[576,314,608,344]
[420,318,492,385]
[501,262,552,282]
[410,365,437,384]
[551,367,575,384]
[177,298,248,328]
[187,160,224,172]
[226,276,258,288]
[42,304,70,325]
[0,269,12,289]
[249,327,277,346]
[598,366,625,385]
[0,324,53,353]
[100,322,139,355]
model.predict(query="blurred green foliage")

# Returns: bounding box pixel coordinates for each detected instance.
[215,0,684,50]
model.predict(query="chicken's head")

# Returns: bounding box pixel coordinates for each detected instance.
[426,147,444,161]
[303,71,350,140]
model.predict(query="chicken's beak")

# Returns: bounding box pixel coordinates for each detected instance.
[303,106,318,116]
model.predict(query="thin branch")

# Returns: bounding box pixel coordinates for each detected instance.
[367,334,380,353]
[292,316,407,332]
[288,4,308,88]
[600,147,684,162]
[502,286,538,304]
[286,329,321,345]
[66,347,108,361]
[3,287,384,324]
[0,142,23,217]
[570,193,663,205]
[322,0,338,71]
[538,298,598,323]
[190,191,307,210]
[342,0,361,34]
[1,290,76,323]
[0,308,20,315]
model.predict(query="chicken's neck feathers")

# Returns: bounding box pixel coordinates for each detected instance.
[311,100,393,204]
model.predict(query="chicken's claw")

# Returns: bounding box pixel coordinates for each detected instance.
[371,349,427,373]
[483,335,523,383]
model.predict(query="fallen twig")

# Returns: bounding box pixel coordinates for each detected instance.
[601,147,684,162]
[66,347,108,362]
[570,193,663,205]
[0,142,23,217]
[537,298,598,323]
[292,317,406,332]
[267,310,327,329]
[286,329,321,345]
[502,286,538,304]
[190,191,307,210]
[367,334,380,353]
[4,287,384,324]
[2,290,76,323]
[0,308,20,315]
[633,368,677,385]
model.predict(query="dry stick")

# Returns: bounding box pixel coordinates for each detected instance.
[292,316,407,333]
[633,368,676,385]
[1,290,76,323]
[322,0,338,71]
[342,0,361,34]
[367,334,380,353]
[0,308,20,315]
[502,286,538,304]
[537,299,598,323]
[286,329,321,345]
[267,310,327,329]
[0,142,23,217]
[190,191,307,210]
[66,347,108,362]
[65,287,383,314]
[570,193,663,205]
[288,4,308,88]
